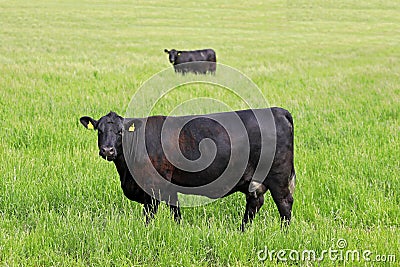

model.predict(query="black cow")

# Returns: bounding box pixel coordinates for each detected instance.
[80,108,295,230]
[164,48,216,74]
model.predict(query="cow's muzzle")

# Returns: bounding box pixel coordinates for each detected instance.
[100,146,117,161]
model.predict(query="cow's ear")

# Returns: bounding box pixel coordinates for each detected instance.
[123,119,141,132]
[164,49,169,53]
[80,116,97,130]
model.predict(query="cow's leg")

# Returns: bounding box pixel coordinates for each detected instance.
[241,182,267,231]
[143,198,160,224]
[168,193,182,223]
[241,194,265,231]
[169,205,181,223]
[269,185,294,227]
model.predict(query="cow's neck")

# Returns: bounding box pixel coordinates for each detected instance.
[112,153,144,203]
[113,155,130,183]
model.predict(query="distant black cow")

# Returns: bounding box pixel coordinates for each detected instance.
[80,108,295,230]
[164,48,217,74]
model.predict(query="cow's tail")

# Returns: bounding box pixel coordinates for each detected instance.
[289,167,296,195]
[284,110,293,128]
[284,109,296,195]
[208,50,217,62]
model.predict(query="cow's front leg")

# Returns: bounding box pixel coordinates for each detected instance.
[143,198,160,224]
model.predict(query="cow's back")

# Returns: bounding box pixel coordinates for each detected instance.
[176,49,216,64]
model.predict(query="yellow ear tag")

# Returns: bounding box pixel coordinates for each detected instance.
[87,121,94,130]
[128,123,135,132]
[177,52,181,56]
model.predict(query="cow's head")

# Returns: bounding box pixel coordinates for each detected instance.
[164,49,181,64]
[80,112,135,161]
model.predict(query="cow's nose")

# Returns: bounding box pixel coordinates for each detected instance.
[101,147,115,156]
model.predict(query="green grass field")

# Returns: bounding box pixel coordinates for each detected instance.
[1,0,399,266]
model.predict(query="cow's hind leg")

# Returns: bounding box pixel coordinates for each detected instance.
[168,193,182,223]
[269,182,294,228]
[169,205,181,223]
[143,198,160,225]
[241,182,267,231]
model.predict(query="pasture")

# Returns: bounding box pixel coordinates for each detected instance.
[0,0,399,266]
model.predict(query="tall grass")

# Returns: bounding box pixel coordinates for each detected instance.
[0,0,399,266]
